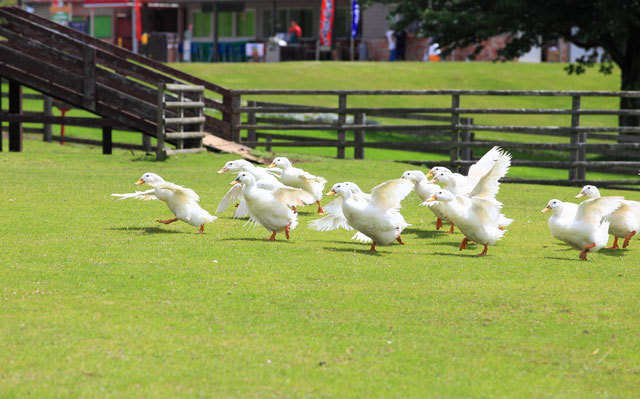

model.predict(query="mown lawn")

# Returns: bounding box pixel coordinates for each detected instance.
[1,140,639,398]
[4,62,630,172]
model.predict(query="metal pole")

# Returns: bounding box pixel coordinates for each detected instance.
[132,1,138,54]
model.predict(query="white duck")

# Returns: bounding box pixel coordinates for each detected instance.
[269,157,327,214]
[216,159,286,218]
[232,172,314,241]
[400,170,453,233]
[575,185,640,249]
[310,182,385,243]
[112,173,216,233]
[426,146,505,195]
[326,179,413,251]
[542,197,622,260]
[424,150,513,256]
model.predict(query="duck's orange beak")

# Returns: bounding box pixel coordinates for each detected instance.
[134,178,145,185]
[426,194,437,202]
[575,192,585,199]
[433,177,440,183]
[268,163,276,168]
[230,180,240,186]
[426,170,434,178]
[541,206,551,213]
[326,189,336,196]
[217,167,228,174]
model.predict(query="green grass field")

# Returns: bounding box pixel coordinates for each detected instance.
[2,140,639,398]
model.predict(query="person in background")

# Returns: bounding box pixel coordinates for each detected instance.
[289,20,302,44]
[395,29,407,60]
[386,29,396,61]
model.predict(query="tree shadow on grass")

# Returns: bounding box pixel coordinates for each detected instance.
[108,227,184,234]
[321,246,382,256]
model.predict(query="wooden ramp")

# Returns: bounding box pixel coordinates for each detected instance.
[0,6,258,159]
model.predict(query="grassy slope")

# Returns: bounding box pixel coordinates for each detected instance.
[1,140,639,398]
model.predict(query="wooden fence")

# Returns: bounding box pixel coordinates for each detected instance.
[228,89,640,186]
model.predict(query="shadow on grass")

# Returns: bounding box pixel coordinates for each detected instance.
[403,228,441,240]
[108,226,184,234]
[219,237,294,243]
[429,251,490,258]
[594,248,628,257]
[322,246,382,256]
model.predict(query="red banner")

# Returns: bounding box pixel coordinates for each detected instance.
[135,0,141,41]
[319,0,335,46]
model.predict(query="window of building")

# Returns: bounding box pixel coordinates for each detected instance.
[262,8,313,38]
[193,12,211,37]
[334,8,348,38]
[93,15,111,39]
[217,11,233,37]
[236,10,255,37]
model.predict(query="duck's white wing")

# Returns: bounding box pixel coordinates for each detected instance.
[471,197,504,225]
[264,167,282,177]
[216,183,243,213]
[298,168,327,184]
[111,189,157,201]
[309,197,353,231]
[576,197,624,225]
[369,179,414,211]
[273,187,316,208]
[233,199,249,219]
[157,182,200,202]
[352,231,373,243]
[256,177,285,191]
[467,149,511,200]
[465,146,502,190]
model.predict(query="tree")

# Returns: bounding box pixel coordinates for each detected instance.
[388,0,640,128]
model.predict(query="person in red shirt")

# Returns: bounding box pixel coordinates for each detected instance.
[288,20,302,44]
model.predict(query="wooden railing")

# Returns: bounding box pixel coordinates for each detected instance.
[228,89,640,186]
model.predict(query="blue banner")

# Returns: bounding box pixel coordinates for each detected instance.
[351,0,359,38]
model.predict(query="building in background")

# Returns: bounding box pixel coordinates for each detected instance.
[20,0,580,63]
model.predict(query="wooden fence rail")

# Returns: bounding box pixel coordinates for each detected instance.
[227,89,640,186]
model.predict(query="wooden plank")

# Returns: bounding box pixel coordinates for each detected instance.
[49,135,154,151]
[156,84,166,160]
[164,116,206,125]
[202,133,263,163]
[8,79,22,152]
[165,101,205,109]
[166,147,207,155]
[102,126,112,155]
[0,113,127,128]
[229,93,242,143]
[165,132,207,139]
[246,100,256,146]
[165,84,205,92]
[450,94,460,172]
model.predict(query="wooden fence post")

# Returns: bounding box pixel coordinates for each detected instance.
[569,95,581,181]
[460,117,472,174]
[0,76,3,152]
[230,93,242,143]
[265,135,272,152]
[156,83,166,160]
[337,94,347,159]
[247,100,257,146]
[450,94,461,172]
[43,95,53,142]
[354,112,365,159]
[102,126,112,155]
[8,79,22,152]
[142,134,151,152]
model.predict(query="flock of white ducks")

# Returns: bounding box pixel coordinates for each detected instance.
[112,150,639,259]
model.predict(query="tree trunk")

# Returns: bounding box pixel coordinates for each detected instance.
[618,38,640,143]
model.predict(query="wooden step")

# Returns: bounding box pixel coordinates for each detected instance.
[165,84,205,92]
[165,131,207,139]
[164,101,205,109]
[164,116,206,125]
